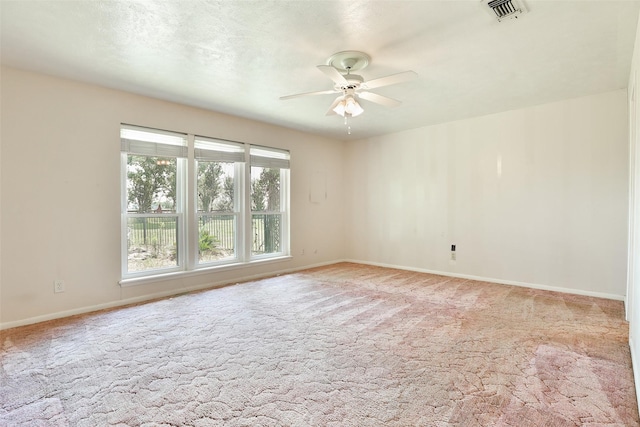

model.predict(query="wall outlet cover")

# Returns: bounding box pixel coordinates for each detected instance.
[54,280,65,293]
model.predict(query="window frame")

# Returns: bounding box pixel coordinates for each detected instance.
[120,126,188,279]
[248,145,291,260]
[120,125,290,282]
[249,168,290,260]
[192,136,246,269]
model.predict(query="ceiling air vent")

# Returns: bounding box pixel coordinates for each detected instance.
[486,0,526,22]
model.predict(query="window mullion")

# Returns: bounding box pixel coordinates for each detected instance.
[242,143,252,261]
[186,134,197,270]
[281,168,290,256]
[175,158,187,271]
[121,152,129,278]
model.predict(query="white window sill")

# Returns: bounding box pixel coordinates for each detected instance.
[119,255,293,287]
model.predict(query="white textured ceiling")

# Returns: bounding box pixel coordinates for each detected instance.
[1,0,639,140]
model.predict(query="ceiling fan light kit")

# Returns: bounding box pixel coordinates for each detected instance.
[333,95,364,117]
[280,51,418,133]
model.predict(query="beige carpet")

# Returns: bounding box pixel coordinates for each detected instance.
[1,263,638,426]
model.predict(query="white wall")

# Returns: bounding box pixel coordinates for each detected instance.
[345,90,629,298]
[0,65,631,330]
[626,6,640,413]
[0,67,345,328]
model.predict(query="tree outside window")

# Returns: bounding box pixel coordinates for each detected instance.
[251,167,282,255]
[126,155,179,272]
[197,161,236,264]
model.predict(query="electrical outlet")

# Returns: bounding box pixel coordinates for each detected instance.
[301,249,305,255]
[451,252,457,261]
[54,280,65,293]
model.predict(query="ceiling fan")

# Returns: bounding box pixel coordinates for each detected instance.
[280,51,418,118]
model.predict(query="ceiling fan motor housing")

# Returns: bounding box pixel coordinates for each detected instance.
[337,74,364,91]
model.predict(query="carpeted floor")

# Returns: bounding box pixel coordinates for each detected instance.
[1,262,638,426]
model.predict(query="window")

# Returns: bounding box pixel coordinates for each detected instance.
[121,125,187,276]
[250,146,290,257]
[121,125,290,280]
[194,136,244,266]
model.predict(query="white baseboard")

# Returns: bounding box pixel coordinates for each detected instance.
[1,258,625,330]
[631,337,640,416]
[343,259,625,301]
[0,259,339,331]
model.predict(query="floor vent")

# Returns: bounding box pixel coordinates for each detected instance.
[486,0,526,22]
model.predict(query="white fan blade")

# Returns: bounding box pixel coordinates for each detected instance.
[362,70,418,90]
[317,65,348,86]
[325,95,344,116]
[280,89,338,100]
[359,91,402,108]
